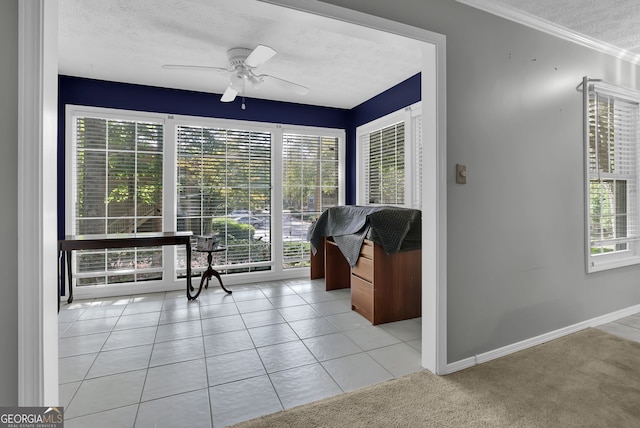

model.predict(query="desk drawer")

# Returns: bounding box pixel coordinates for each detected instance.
[360,240,374,258]
[351,274,373,322]
[352,255,373,282]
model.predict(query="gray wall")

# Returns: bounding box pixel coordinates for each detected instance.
[0,0,19,404]
[321,0,640,362]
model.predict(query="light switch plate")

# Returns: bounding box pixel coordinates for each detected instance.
[456,163,467,184]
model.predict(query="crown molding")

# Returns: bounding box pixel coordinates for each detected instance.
[457,0,640,65]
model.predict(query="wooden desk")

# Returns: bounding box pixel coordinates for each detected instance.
[311,236,421,325]
[58,232,194,310]
[311,237,351,290]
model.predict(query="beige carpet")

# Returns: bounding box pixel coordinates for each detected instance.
[231,328,640,427]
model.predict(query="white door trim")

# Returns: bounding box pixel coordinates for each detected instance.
[259,0,448,374]
[22,0,448,403]
[18,0,59,405]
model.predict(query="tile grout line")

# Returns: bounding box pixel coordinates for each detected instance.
[236,289,287,414]
[198,294,216,428]
[59,279,425,425]
[130,290,166,428]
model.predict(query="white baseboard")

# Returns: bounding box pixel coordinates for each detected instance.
[444,356,475,373]
[444,303,640,374]
[62,268,310,302]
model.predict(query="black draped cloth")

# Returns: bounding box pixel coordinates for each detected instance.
[306,206,421,267]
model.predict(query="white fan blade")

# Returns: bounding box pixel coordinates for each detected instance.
[221,86,238,102]
[261,74,309,95]
[245,45,276,68]
[162,64,230,72]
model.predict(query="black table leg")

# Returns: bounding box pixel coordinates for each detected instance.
[186,242,199,300]
[58,250,62,313]
[203,251,232,294]
[189,248,232,299]
[210,268,232,294]
[66,250,73,304]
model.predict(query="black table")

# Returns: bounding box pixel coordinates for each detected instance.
[193,246,232,299]
[58,232,196,311]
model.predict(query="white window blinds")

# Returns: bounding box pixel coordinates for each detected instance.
[413,114,423,208]
[586,80,640,272]
[282,132,340,268]
[71,114,164,285]
[67,106,345,297]
[357,102,421,209]
[365,122,405,205]
[176,124,272,273]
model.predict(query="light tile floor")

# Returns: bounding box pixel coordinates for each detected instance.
[58,278,423,428]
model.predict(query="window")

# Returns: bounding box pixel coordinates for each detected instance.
[282,131,341,268]
[68,111,164,286]
[176,124,272,274]
[367,121,405,205]
[585,81,640,272]
[356,102,422,208]
[66,106,344,296]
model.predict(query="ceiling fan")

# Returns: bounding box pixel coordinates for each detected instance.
[162,45,309,108]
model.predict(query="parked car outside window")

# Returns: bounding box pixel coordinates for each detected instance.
[232,215,264,229]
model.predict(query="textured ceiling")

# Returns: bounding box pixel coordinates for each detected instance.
[483,0,640,54]
[58,0,424,109]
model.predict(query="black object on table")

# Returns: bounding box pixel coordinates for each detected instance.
[193,246,232,299]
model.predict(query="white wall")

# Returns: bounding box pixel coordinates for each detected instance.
[321,0,640,362]
[0,0,19,405]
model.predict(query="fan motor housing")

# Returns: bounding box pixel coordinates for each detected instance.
[227,47,253,68]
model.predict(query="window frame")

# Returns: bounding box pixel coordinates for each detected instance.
[65,105,345,298]
[584,80,640,273]
[356,102,422,208]
[280,124,346,268]
[65,106,168,292]
[173,118,275,275]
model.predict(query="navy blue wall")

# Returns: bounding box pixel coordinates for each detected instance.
[350,73,421,127]
[57,75,350,240]
[57,73,420,238]
[345,73,421,203]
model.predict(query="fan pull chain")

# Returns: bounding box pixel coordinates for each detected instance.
[241,79,247,110]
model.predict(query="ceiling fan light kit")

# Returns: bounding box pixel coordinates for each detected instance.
[162,44,309,109]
